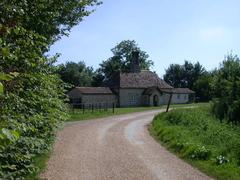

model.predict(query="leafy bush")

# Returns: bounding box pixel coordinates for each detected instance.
[0,73,68,179]
[211,54,240,124]
[0,0,100,178]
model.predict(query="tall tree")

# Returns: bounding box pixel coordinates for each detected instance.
[164,61,205,89]
[57,61,95,87]
[94,40,153,84]
[193,72,213,102]
[163,64,184,88]
[211,53,240,124]
[164,61,208,102]
[0,0,100,178]
[0,0,101,46]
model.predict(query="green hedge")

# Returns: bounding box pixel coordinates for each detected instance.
[211,55,240,124]
[0,74,68,179]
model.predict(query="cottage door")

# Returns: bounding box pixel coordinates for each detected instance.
[153,95,159,106]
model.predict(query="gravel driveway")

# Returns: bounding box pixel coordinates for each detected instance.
[41,110,211,180]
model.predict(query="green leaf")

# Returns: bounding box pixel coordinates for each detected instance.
[10,72,20,77]
[0,82,3,94]
[2,47,10,57]
[1,128,20,142]
[0,72,13,81]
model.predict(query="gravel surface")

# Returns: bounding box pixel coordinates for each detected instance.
[41,110,212,180]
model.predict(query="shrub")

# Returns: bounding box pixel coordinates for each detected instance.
[211,54,240,124]
[0,0,100,178]
[0,74,68,178]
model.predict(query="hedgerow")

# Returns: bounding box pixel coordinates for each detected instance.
[211,54,240,124]
[0,73,68,179]
[0,0,100,178]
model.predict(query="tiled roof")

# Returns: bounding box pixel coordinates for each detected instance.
[106,70,173,89]
[161,88,195,94]
[72,87,113,94]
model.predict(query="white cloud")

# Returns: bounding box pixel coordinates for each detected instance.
[199,27,226,41]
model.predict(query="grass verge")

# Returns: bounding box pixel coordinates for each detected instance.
[149,105,240,180]
[25,152,51,180]
[69,103,207,121]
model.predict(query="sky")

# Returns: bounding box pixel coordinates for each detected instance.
[49,0,240,77]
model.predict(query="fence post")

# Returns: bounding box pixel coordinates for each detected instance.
[83,104,85,114]
[166,93,173,112]
[105,102,107,111]
[112,103,115,114]
[92,103,94,113]
[72,104,74,114]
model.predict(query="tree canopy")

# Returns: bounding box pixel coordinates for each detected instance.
[164,61,206,89]
[57,61,95,87]
[193,72,213,102]
[0,0,101,45]
[211,54,240,124]
[163,61,208,102]
[94,40,153,84]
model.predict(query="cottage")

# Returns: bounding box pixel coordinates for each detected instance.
[68,52,195,107]
[68,87,117,105]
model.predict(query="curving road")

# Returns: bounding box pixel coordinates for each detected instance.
[41,110,211,180]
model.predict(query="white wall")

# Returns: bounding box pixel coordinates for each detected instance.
[119,88,145,107]
[171,94,189,104]
[149,90,170,106]
[82,94,117,105]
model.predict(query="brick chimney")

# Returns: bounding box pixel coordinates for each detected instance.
[131,51,141,73]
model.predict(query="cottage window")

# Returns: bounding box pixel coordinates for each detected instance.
[128,93,139,105]
[177,94,181,99]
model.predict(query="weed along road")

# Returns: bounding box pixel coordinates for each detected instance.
[41,110,211,180]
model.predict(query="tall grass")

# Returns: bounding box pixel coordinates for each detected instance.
[150,106,240,180]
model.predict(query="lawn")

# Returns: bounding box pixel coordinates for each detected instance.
[150,105,240,180]
[68,103,207,121]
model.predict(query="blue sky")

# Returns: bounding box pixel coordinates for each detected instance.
[49,0,240,77]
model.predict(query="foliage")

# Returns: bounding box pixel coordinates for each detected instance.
[57,61,95,87]
[0,74,68,179]
[216,155,229,165]
[0,0,101,45]
[164,61,208,101]
[150,106,240,179]
[164,61,205,89]
[94,40,154,84]
[193,72,213,102]
[92,69,105,87]
[110,40,153,70]
[0,82,3,94]
[189,145,211,160]
[211,53,240,124]
[0,0,100,178]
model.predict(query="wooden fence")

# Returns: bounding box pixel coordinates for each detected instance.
[70,102,115,114]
